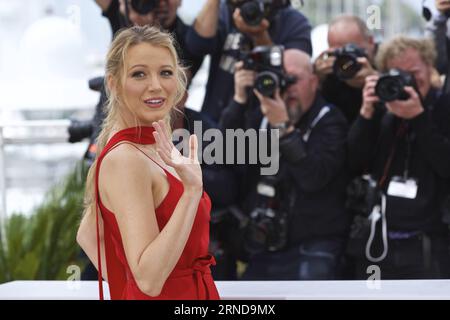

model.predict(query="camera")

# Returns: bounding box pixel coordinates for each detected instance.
[241,45,296,97]
[329,43,367,80]
[130,0,157,15]
[68,120,93,143]
[243,175,289,255]
[375,69,418,102]
[227,0,290,26]
[346,175,379,218]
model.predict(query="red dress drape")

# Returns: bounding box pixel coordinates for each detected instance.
[94,126,220,300]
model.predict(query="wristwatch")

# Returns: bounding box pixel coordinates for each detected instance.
[272,121,292,137]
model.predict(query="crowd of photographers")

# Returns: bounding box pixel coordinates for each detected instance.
[72,0,450,281]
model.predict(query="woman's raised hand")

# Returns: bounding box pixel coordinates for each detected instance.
[152,120,203,193]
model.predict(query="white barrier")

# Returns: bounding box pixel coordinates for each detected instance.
[1,280,450,300]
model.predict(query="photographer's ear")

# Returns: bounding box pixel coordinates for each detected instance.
[365,35,376,60]
[310,73,320,91]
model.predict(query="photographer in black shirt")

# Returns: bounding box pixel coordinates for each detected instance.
[348,36,450,279]
[314,15,377,125]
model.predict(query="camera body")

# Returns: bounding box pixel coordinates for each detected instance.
[375,69,418,102]
[68,120,94,144]
[241,45,296,97]
[330,43,367,80]
[227,0,290,26]
[243,175,289,255]
[130,0,157,15]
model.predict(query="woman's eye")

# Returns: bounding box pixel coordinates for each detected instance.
[132,71,145,78]
[161,70,173,77]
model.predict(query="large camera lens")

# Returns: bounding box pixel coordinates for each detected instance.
[375,69,414,102]
[240,1,264,26]
[68,120,94,143]
[131,0,157,15]
[332,44,366,80]
[375,77,405,102]
[255,71,279,97]
[333,54,362,80]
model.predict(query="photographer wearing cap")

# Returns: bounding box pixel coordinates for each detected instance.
[184,0,312,124]
[425,0,450,93]
[347,36,450,279]
[314,15,377,124]
[220,49,349,280]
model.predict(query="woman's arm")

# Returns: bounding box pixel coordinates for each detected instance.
[99,121,203,297]
[76,207,108,281]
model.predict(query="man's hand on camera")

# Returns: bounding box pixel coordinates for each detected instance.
[360,74,380,120]
[386,87,424,120]
[233,8,272,46]
[435,0,450,15]
[234,61,256,104]
[345,57,377,89]
[254,89,293,133]
[314,50,335,81]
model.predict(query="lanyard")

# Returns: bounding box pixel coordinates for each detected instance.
[378,121,408,188]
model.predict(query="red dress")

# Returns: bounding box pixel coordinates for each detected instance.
[94,126,220,300]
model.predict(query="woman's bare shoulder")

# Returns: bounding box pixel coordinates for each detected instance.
[100,143,154,185]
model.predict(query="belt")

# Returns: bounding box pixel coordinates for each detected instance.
[169,254,216,299]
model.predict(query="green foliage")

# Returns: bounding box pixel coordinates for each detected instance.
[0,162,88,284]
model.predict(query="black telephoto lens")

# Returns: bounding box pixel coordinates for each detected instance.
[375,69,416,102]
[333,55,361,80]
[240,1,264,26]
[255,71,279,97]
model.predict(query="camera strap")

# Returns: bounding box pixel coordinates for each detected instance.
[302,106,330,142]
[365,193,388,263]
[378,121,408,188]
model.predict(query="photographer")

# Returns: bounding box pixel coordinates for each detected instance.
[221,49,349,280]
[425,0,450,93]
[347,36,450,279]
[314,15,377,124]
[185,0,312,124]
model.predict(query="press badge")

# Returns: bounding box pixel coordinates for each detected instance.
[387,176,418,199]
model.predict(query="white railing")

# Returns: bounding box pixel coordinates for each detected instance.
[0,120,72,229]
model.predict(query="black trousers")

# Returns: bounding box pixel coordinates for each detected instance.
[241,236,345,280]
[354,233,450,280]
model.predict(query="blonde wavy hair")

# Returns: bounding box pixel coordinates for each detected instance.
[83,25,187,216]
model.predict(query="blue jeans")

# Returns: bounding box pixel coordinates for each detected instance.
[241,237,345,280]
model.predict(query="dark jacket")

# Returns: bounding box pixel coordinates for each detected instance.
[320,75,363,125]
[185,2,312,124]
[220,95,350,244]
[182,108,239,209]
[347,89,450,233]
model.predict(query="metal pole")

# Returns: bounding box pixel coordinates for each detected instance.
[0,125,6,244]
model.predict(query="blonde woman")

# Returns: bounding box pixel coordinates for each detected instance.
[77,25,219,300]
